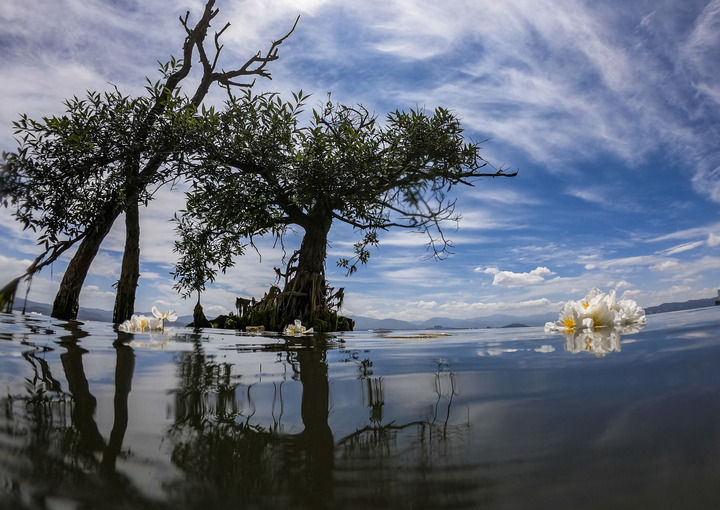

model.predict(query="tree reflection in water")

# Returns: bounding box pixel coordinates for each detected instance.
[330,358,484,508]
[1,324,478,509]
[167,341,477,509]
[0,321,145,509]
[166,339,335,509]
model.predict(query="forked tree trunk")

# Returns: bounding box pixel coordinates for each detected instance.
[113,202,141,323]
[52,210,121,320]
[46,6,295,325]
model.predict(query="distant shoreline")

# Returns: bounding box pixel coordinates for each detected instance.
[10,295,719,330]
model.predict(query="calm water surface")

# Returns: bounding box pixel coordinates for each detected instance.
[1,307,719,509]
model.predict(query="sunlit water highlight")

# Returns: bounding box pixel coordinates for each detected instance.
[1,307,719,509]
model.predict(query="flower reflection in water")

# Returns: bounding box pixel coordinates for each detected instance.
[564,327,621,357]
[545,289,647,357]
[563,323,645,357]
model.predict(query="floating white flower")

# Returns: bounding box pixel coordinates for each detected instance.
[545,288,646,333]
[283,319,314,336]
[118,306,177,333]
[119,314,152,333]
[152,306,178,329]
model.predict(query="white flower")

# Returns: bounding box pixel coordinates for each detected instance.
[118,309,174,333]
[586,298,618,329]
[283,319,314,336]
[152,306,177,322]
[119,314,150,332]
[614,298,646,326]
[544,300,584,332]
[152,306,177,330]
[546,289,645,334]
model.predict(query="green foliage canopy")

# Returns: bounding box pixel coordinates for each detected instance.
[173,91,516,297]
[0,62,198,271]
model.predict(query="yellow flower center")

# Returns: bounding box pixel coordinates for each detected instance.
[563,317,575,329]
[583,301,590,309]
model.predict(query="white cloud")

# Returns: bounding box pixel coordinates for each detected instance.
[678,0,720,106]
[438,297,556,315]
[407,300,437,310]
[662,240,705,255]
[565,188,607,206]
[468,187,543,205]
[88,251,122,278]
[78,284,116,311]
[649,222,720,242]
[0,254,33,281]
[584,255,655,271]
[479,266,553,287]
[456,209,521,231]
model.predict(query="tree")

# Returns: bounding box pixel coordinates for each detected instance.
[0,0,297,322]
[173,92,516,331]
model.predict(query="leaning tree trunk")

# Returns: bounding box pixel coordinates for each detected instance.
[112,202,141,323]
[52,208,122,320]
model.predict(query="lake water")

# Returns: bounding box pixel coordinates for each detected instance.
[1,307,719,509]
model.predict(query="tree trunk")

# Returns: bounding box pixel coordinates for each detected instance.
[280,216,332,326]
[113,202,141,323]
[296,215,332,276]
[52,209,122,320]
[192,300,212,328]
[240,213,353,332]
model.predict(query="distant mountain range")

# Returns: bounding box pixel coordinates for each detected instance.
[10,294,719,330]
[644,296,718,315]
[348,313,554,330]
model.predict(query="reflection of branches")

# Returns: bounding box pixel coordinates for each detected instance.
[431,366,458,439]
[336,419,430,448]
[363,377,384,425]
[340,360,465,456]
[167,345,333,508]
[270,381,286,433]
[22,349,62,394]
[172,338,241,428]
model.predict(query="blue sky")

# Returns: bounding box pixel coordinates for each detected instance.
[1,0,719,321]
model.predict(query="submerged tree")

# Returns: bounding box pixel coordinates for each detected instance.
[0,0,297,322]
[173,92,516,331]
